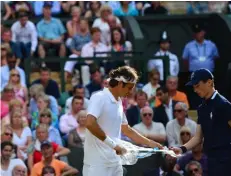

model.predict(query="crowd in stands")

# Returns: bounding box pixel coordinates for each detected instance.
[1,1,230,176]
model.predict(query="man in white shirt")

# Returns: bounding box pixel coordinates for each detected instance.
[84,66,162,176]
[11,11,38,66]
[60,96,84,135]
[133,106,166,144]
[1,141,27,176]
[166,102,197,147]
[148,31,179,81]
[0,52,26,92]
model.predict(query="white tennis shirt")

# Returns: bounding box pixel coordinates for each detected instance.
[84,88,128,167]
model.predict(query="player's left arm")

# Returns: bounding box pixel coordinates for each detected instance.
[121,124,163,149]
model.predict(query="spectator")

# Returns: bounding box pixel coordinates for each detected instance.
[114,1,139,16]
[133,106,166,144]
[29,84,59,116]
[41,166,56,176]
[10,1,32,18]
[31,93,58,130]
[92,4,121,45]
[142,68,161,108]
[61,1,85,15]
[28,124,70,170]
[0,141,26,176]
[66,6,81,48]
[32,108,63,146]
[1,28,16,55]
[33,1,61,16]
[8,69,28,104]
[59,96,84,135]
[185,161,203,176]
[68,110,87,148]
[182,23,219,73]
[11,11,37,66]
[12,165,27,176]
[37,3,66,67]
[208,1,229,13]
[179,126,192,145]
[0,52,26,92]
[126,90,148,127]
[1,44,9,66]
[175,143,208,176]
[11,110,32,161]
[144,1,168,15]
[84,1,101,20]
[64,18,91,79]
[148,31,179,81]
[65,84,89,113]
[85,69,103,98]
[1,2,12,21]
[32,67,60,99]
[153,86,177,127]
[30,140,78,176]
[187,2,209,14]
[166,102,197,147]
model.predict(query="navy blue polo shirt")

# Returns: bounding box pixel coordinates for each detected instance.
[197,91,231,157]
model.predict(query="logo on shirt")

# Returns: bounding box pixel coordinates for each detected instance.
[210,112,213,119]
[190,72,195,80]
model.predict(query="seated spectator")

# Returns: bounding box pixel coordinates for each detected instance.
[1,28,16,60]
[32,108,63,146]
[106,1,136,12]
[148,31,179,81]
[8,69,28,104]
[1,2,12,21]
[1,44,9,66]
[126,90,148,127]
[166,102,197,147]
[0,141,26,176]
[92,4,121,45]
[133,106,166,144]
[11,11,37,66]
[32,67,60,99]
[60,96,84,135]
[144,1,168,15]
[31,93,58,130]
[187,2,209,14]
[185,161,203,176]
[0,52,26,92]
[12,165,27,176]
[41,166,56,176]
[64,18,91,79]
[65,84,89,113]
[179,126,192,145]
[28,124,70,170]
[175,143,208,176]
[142,69,161,108]
[114,1,138,16]
[85,69,104,98]
[65,6,81,48]
[33,1,61,16]
[61,1,85,15]
[37,3,66,67]
[29,84,59,116]
[68,110,87,148]
[84,1,101,20]
[11,110,32,161]
[153,86,177,127]
[31,140,78,176]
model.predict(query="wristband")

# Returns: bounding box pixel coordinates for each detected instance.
[54,153,59,157]
[180,146,187,154]
[104,136,117,149]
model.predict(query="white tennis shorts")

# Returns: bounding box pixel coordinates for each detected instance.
[83,164,123,176]
[64,54,78,73]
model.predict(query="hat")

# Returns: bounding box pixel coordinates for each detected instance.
[43,2,53,8]
[159,31,171,43]
[192,24,205,33]
[186,68,214,86]
[41,141,52,149]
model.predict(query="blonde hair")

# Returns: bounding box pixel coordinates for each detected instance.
[36,124,49,133]
[39,108,52,125]
[1,125,13,135]
[36,92,50,105]
[29,84,44,97]
[9,99,23,111]
[10,110,23,127]
[180,126,192,145]
[76,110,87,120]
[9,69,20,84]
[100,4,112,17]
[71,6,81,14]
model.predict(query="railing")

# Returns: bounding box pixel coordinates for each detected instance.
[24,52,170,92]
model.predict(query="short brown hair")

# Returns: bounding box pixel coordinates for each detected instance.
[148,68,160,80]
[90,27,101,35]
[134,90,148,100]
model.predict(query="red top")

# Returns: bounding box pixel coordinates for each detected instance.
[33,142,59,164]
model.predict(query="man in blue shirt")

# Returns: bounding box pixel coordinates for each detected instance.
[172,69,231,176]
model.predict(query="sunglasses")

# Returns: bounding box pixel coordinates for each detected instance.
[143,113,152,117]
[41,114,51,118]
[4,132,13,137]
[11,74,20,77]
[189,168,199,173]
[180,132,190,136]
[174,109,183,113]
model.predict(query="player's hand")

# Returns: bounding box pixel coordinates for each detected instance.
[148,140,163,149]
[114,145,127,155]
[169,147,183,155]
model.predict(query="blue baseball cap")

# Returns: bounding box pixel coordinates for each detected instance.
[186,69,214,86]
[41,140,52,149]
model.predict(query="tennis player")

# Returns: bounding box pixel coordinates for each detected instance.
[83,66,163,176]
[171,68,231,176]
